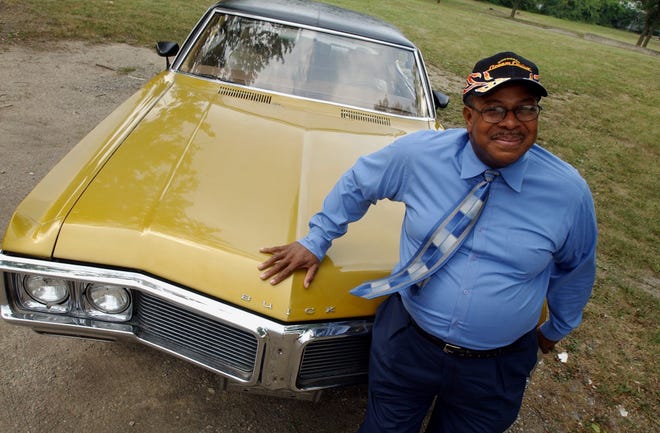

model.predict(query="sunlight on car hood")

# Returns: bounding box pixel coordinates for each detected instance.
[53,74,431,320]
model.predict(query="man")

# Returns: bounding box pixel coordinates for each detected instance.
[258,52,597,433]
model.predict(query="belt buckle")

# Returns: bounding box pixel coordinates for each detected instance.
[442,343,464,355]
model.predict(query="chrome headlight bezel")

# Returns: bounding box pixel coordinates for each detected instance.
[18,274,72,314]
[8,272,133,322]
[83,283,132,321]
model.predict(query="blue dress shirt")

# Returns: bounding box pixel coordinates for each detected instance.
[299,128,597,350]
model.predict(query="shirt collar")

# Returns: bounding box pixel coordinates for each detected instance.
[459,137,528,192]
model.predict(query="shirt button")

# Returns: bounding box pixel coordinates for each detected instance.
[463,289,470,295]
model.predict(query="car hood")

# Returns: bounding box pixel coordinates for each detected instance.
[48,75,431,321]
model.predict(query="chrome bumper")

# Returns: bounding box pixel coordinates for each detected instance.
[0,253,372,400]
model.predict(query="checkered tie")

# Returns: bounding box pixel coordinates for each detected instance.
[350,170,500,299]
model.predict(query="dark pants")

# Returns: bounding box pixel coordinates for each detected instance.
[358,294,539,433]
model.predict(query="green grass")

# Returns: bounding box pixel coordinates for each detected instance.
[0,0,211,45]
[1,0,658,431]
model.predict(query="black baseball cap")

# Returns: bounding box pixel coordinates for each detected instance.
[462,51,548,103]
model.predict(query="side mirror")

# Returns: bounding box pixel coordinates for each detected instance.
[432,90,450,110]
[156,41,180,69]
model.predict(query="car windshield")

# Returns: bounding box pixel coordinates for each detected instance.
[179,12,429,118]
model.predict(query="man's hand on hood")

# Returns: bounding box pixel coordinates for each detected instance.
[258,242,320,288]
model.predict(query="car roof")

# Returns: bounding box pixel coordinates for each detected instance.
[213,0,416,49]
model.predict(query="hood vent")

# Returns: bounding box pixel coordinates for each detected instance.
[218,86,272,104]
[341,109,390,126]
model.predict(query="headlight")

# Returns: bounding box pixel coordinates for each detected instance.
[24,275,70,305]
[9,272,132,321]
[85,283,131,314]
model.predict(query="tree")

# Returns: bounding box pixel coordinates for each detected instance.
[636,0,660,47]
[510,0,522,18]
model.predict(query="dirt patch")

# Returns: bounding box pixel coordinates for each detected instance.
[0,41,163,229]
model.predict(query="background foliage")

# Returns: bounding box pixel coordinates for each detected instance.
[479,0,655,32]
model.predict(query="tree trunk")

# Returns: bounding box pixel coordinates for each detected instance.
[637,18,651,46]
[637,29,647,46]
[638,0,660,47]
[510,0,521,18]
[642,33,653,47]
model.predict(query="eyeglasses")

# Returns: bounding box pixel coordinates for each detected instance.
[468,104,542,123]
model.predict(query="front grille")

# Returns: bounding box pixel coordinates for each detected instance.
[134,292,258,380]
[297,335,371,389]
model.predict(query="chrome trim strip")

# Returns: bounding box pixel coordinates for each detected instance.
[415,50,437,117]
[171,7,216,71]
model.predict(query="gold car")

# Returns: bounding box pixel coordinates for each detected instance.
[0,0,447,400]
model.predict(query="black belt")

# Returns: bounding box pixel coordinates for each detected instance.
[409,318,523,359]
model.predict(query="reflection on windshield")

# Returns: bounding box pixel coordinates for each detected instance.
[179,12,428,117]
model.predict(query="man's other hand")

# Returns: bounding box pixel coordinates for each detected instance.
[258,242,320,288]
[537,328,558,354]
